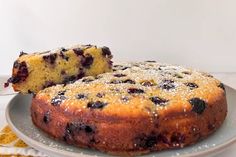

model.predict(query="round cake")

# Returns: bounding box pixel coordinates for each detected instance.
[31,61,227,156]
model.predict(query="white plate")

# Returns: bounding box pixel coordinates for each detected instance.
[5,86,236,157]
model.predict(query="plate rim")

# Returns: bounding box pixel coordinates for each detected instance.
[5,86,236,157]
[5,94,84,157]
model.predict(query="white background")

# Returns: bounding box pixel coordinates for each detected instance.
[0,0,236,75]
[0,1,236,156]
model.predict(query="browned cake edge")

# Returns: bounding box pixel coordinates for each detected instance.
[31,91,227,156]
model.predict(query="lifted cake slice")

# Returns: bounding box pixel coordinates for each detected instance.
[6,44,113,93]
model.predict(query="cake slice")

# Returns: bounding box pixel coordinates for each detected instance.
[5,44,113,94]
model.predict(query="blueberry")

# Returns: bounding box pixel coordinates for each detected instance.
[157,65,168,71]
[58,90,66,95]
[121,67,129,70]
[114,74,127,77]
[66,122,94,135]
[121,96,129,102]
[163,79,174,83]
[84,44,93,49]
[51,95,66,106]
[141,81,154,87]
[184,82,198,90]
[208,123,215,131]
[159,79,175,90]
[171,132,185,146]
[62,75,77,84]
[43,111,50,124]
[157,134,169,144]
[63,121,94,141]
[19,51,28,57]
[189,98,206,114]
[7,76,20,84]
[123,79,135,84]
[84,126,94,133]
[82,78,94,83]
[65,123,73,135]
[77,71,85,79]
[43,54,57,64]
[150,96,168,106]
[61,70,66,75]
[113,65,121,67]
[59,48,69,61]
[27,90,33,94]
[61,47,67,52]
[13,61,20,68]
[4,82,9,88]
[18,61,29,78]
[8,61,29,84]
[96,93,105,98]
[110,80,122,84]
[87,101,107,109]
[135,134,157,148]
[113,65,129,70]
[27,90,36,97]
[101,46,112,57]
[73,48,84,56]
[63,131,73,142]
[76,94,87,99]
[127,88,144,94]
[218,83,225,91]
[81,54,94,68]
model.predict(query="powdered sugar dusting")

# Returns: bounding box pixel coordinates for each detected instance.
[38,61,222,117]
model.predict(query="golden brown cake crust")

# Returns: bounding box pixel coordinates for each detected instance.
[31,61,227,156]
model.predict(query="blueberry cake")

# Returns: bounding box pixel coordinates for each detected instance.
[31,61,227,156]
[5,44,112,93]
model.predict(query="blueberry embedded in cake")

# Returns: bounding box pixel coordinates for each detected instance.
[31,61,227,156]
[6,44,113,93]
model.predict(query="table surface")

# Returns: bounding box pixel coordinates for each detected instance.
[0,73,236,157]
